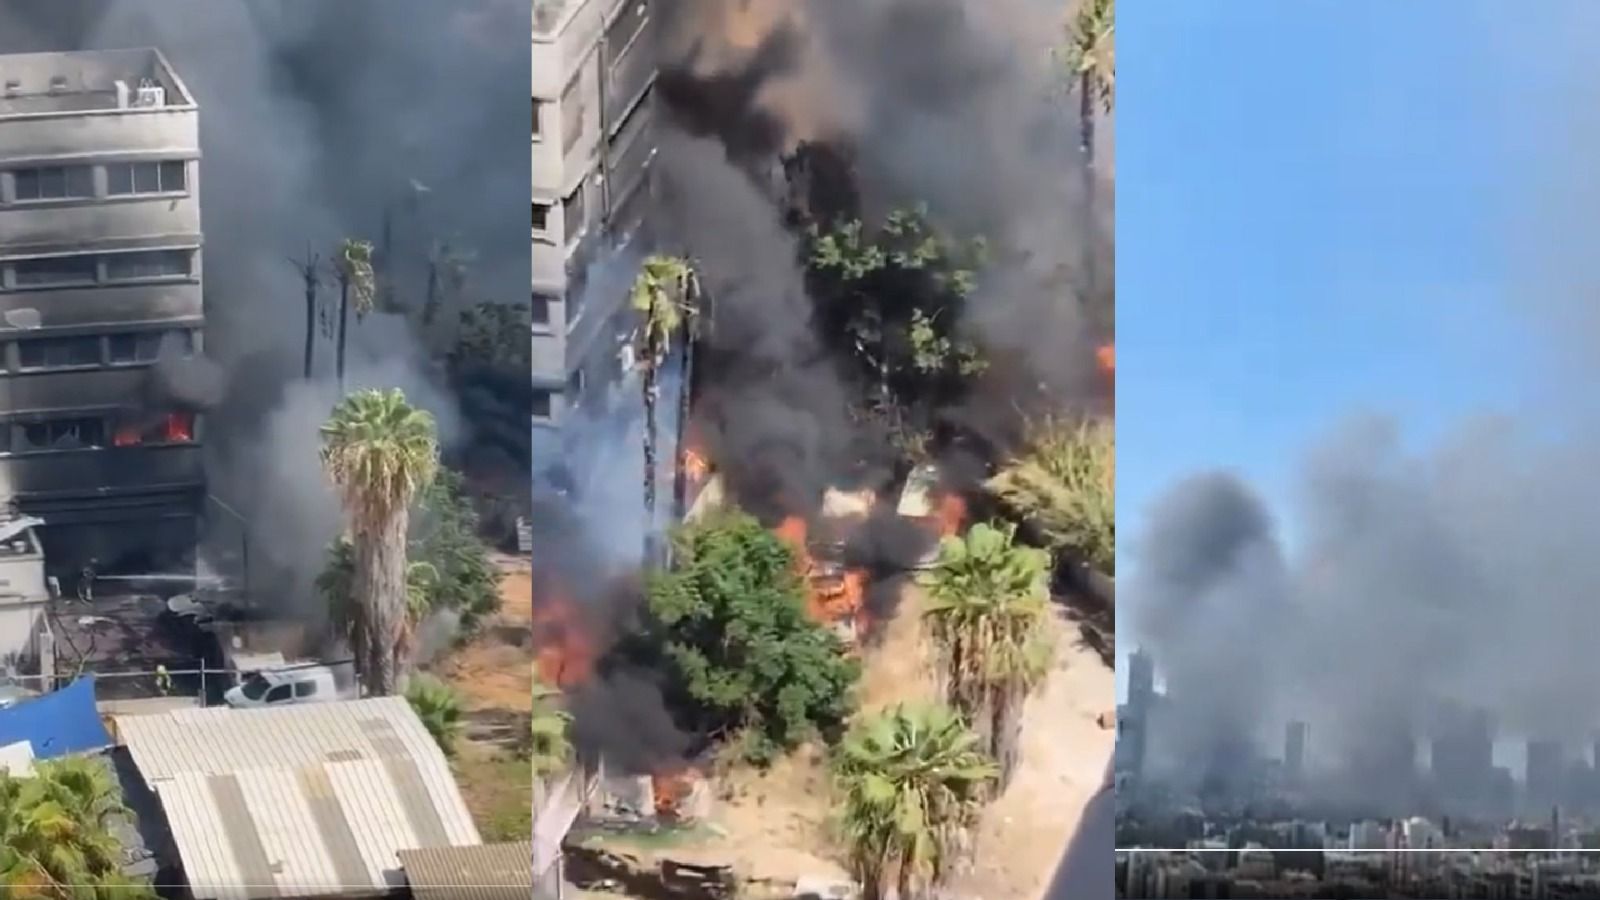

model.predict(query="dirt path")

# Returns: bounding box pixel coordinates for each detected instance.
[949,612,1115,900]
[435,557,534,837]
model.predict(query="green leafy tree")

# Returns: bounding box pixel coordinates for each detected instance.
[528,675,575,813]
[321,388,440,695]
[412,469,502,630]
[453,301,531,371]
[809,208,987,457]
[0,757,157,898]
[318,469,501,655]
[629,255,699,562]
[987,417,1114,574]
[832,704,996,900]
[920,522,1055,784]
[634,512,860,762]
[406,675,464,757]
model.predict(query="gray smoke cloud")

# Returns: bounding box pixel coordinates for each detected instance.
[1130,413,1600,788]
[0,0,525,610]
[662,0,1111,424]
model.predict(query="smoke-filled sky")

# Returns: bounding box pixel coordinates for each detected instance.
[1119,0,1600,771]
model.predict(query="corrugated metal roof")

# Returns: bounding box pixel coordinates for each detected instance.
[399,842,533,900]
[118,697,482,899]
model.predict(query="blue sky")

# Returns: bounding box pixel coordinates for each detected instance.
[1114,1,1600,695]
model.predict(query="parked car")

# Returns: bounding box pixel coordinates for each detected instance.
[223,665,341,709]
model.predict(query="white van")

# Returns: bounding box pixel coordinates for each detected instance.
[223,666,341,709]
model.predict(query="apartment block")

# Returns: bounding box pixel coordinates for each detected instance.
[532,0,657,437]
[0,49,205,573]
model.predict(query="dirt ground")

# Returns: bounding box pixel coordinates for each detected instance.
[434,555,534,837]
[949,611,1115,900]
[612,583,1114,897]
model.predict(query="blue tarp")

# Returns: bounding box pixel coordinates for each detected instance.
[0,677,110,760]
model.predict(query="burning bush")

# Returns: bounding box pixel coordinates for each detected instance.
[625,511,861,763]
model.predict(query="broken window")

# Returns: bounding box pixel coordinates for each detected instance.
[105,250,189,283]
[13,255,97,288]
[106,160,186,196]
[12,165,94,202]
[20,418,105,452]
[18,336,101,370]
[531,389,554,420]
[113,411,196,447]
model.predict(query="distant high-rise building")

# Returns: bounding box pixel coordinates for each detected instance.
[1528,740,1565,810]
[1285,720,1308,781]
[1128,647,1155,706]
[1433,706,1494,812]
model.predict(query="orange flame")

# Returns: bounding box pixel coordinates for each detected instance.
[113,426,141,447]
[652,767,696,820]
[682,446,711,486]
[936,493,968,539]
[532,574,595,688]
[773,515,868,639]
[1097,343,1115,376]
[164,412,194,443]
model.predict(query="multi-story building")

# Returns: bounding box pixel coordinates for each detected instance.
[531,0,657,454]
[0,49,205,575]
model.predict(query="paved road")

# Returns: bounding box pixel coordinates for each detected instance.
[1042,763,1115,899]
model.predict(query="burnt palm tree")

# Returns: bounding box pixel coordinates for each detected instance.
[629,255,698,564]
[320,388,439,695]
[333,238,377,387]
[293,249,322,380]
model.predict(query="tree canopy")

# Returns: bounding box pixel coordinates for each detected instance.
[633,512,861,762]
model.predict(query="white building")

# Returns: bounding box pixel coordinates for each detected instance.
[531,0,657,439]
[0,49,205,575]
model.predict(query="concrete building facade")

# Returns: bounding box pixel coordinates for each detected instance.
[532,0,657,446]
[0,49,205,573]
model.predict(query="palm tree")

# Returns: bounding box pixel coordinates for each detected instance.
[920,521,1055,785]
[1063,0,1115,173]
[629,255,698,564]
[321,388,440,696]
[406,675,464,757]
[0,759,156,899]
[833,703,997,900]
[333,238,377,386]
[528,675,574,809]
[292,249,322,380]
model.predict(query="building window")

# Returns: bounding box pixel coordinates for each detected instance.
[12,165,95,202]
[109,329,190,364]
[532,202,552,238]
[19,417,105,452]
[567,368,584,398]
[18,336,101,370]
[13,255,98,288]
[563,185,586,246]
[531,389,553,420]
[532,99,544,140]
[106,160,187,196]
[561,76,585,154]
[606,1,650,59]
[531,292,556,329]
[105,250,191,283]
[113,411,195,447]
